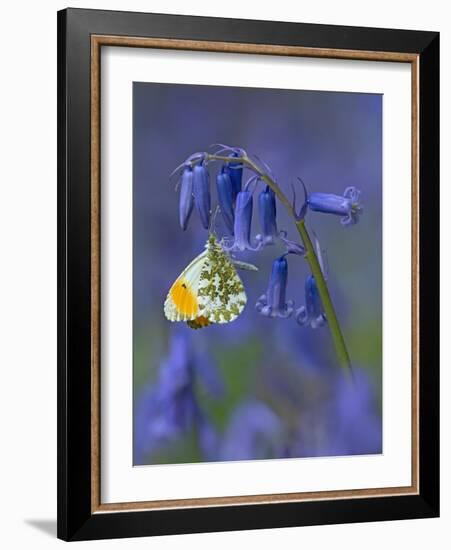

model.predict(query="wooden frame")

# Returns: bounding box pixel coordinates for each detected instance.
[58,7,439,541]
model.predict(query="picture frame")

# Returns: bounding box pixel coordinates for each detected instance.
[57,7,439,541]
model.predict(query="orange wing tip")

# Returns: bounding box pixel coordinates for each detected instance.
[169,279,199,318]
[187,316,211,330]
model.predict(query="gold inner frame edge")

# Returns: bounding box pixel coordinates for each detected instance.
[90,35,420,514]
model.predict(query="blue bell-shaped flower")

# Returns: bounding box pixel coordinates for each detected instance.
[256,256,294,318]
[193,162,211,229]
[216,166,235,234]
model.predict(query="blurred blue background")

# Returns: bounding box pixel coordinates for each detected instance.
[133,82,382,466]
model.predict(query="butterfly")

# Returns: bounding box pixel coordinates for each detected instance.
[164,234,256,329]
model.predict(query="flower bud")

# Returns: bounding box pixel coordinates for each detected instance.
[193,162,211,229]
[178,166,194,230]
[216,166,235,234]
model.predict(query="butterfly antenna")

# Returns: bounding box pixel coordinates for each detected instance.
[209,205,221,235]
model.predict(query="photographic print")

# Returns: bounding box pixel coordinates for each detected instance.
[133,82,382,466]
[58,12,439,539]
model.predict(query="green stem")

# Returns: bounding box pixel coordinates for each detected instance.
[206,153,353,375]
[296,220,352,375]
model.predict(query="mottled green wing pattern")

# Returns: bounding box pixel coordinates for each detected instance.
[197,234,247,323]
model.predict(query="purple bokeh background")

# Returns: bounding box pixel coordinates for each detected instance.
[133,82,382,465]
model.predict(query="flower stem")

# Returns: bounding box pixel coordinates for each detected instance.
[206,153,353,375]
[295,220,352,375]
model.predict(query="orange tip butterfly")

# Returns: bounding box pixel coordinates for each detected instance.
[164,234,256,329]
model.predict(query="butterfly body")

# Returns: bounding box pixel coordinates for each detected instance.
[164,234,247,329]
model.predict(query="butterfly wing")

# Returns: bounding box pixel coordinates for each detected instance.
[164,250,207,322]
[197,243,247,324]
[164,235,248,327]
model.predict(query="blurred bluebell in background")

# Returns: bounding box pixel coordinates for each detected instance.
[133,82,382,466]
[134,327,222,464]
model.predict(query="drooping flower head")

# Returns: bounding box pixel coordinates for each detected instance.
[172,152,212,230]
[209,144,244,202]
[256,255,294,318]
[178,165,194,230]
[223,178,262,252]
[228,151,243,200]
[233,190,254,250]
[296,275,326,328]
[216,166,235,235]
[308,187,362,226]
[193,161,211,229]
[256,185,278,245]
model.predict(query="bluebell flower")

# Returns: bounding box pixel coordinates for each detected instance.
[178,165,194,230]
[256,256,294,318]
[223,190,261,252]
[296,275,326,328]
[216,166,235,234]
[220,400,285,461]
[308,187,362,226]
[228,151,243,200]
[210,144,244,200]
[133,329,222,464]
[256,186,278,245]
[193,162,211,229]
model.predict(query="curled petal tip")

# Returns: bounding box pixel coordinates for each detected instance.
[261,305,273,317]
[279,301,295,319]
[295,306,308,326]
[256,234,276,246]
[312,314,327,329]
[344,186,361,202]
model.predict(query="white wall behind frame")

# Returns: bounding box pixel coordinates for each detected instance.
[1,1,448,550]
